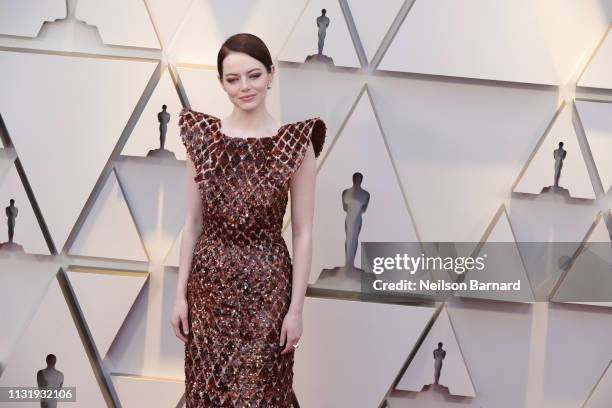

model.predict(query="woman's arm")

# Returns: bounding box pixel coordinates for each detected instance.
[279,142,317,354]
[176,156,204,300]
[288,143,317,315]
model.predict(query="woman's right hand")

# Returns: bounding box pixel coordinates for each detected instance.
[171,297,189,342]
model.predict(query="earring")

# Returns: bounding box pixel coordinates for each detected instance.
[267,83,272,90]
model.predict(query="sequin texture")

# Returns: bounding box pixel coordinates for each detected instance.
[178,107,326,407]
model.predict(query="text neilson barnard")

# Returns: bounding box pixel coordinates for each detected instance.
[372,279,521,291]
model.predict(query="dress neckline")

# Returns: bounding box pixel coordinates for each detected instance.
[216,117,287,142]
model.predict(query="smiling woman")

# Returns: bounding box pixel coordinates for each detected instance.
[213,34,283,141]
[171,33,327,408]
[216,55,281,138]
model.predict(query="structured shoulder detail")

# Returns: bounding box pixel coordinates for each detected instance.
[305,117,326,159]
[179,107,219,139]
[178,108,219,181]
[274,116,327,181]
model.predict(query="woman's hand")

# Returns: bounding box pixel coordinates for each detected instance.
[279,310,302,355]
[171,297,189,343]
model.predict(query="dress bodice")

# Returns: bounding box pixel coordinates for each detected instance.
[179,107,326,247]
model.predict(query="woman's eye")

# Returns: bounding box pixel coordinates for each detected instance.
[227,79,237,83]
[250,74,261,79]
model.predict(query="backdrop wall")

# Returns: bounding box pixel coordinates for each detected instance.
[1,1,612,407]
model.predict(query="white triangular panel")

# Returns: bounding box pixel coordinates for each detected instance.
[576,100,612,194]
[454,206,536,303]
[69,169,148,262]
[388,299,540,407]
[378,0,558,84]
[164,226,182,267]
[371,70,560,242]
[284,89,419,284]
[0,50,156,251]
[114,160,186,263]
[75,0,160,48]
[0,0,66,37]
[514,106,595,199]
[294,297,434,408]
[111,373,184,408]
[552,214,612,307]
[0,259,60,365]
[278,0,360,68]
[0,163,49,254]
[0,277,107,407]
[347,0,403,62]
[397,307,475,396]
[579,30,612,89]
[122,67,183,159]
[66,268,148,358]
[145,0,192,49]
[583,361,612,408]
[171,0,307,65]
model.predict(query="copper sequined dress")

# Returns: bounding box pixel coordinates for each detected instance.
[178,107,326,407]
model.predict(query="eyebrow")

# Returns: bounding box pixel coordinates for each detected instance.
[225,68,262,77]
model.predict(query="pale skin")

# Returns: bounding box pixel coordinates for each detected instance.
[170,51,317,356]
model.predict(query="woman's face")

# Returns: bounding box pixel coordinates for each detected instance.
[219,52,273,111]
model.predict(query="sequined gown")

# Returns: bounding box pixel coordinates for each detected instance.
[178,107,326,407]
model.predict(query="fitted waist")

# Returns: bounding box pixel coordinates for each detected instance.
[200,223,284,248]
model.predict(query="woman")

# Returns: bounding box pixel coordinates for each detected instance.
[170,33,326,407]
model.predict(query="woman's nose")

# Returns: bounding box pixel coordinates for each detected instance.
[240,77,250,91]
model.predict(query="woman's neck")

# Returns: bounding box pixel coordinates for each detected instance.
[222,106,281,137]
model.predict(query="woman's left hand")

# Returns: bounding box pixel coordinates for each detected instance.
[279,310,302,355]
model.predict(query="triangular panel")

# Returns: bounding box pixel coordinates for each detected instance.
[0,0,66,37]
[75,0,160,48]
[0,258,61,365]
[68,169,148,262]
[0,50,156,251]
[378,0,558,84]
[397,307,475,396]
[278,0,360,68]
[171,0,307,65]
[514,105,595,199]
[121,67,183,159]
[552,212,612,307]
[114,159,186,263]
[0,276,107,406]
[579,30,612,89]
[294,297,434,408]
[138,0,191,48]
[454,205,536,303]
[347,0,404,63]
[66,268,149,358]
